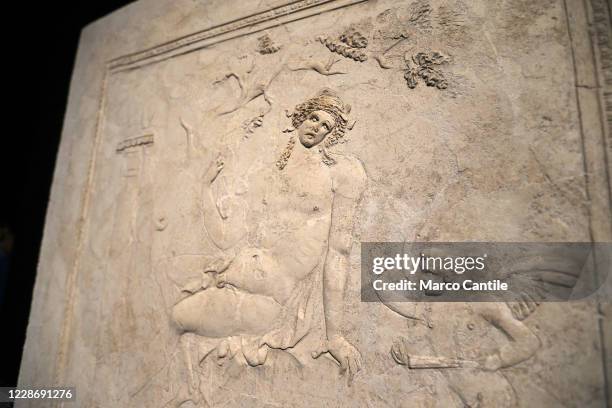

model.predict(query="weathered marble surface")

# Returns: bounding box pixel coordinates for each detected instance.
[18,0,611,406]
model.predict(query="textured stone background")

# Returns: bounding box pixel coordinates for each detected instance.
[18,0,611,406]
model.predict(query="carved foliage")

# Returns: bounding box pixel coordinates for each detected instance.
[318,27,368,62]
[404,52,449,89]
[315,6,453,91]
[256,34,281,54]
[241,115,264,136]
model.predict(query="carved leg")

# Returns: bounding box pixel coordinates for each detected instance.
[163,334,208,408]
[179,334,199,395]
[216,248,295,305]
[171,286,281,338]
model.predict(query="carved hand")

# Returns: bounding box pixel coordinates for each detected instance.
[312,335,362,384]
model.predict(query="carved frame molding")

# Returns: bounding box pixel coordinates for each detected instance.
[565,0,612,404]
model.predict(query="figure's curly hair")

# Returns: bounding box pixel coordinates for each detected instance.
[289,88,351,148]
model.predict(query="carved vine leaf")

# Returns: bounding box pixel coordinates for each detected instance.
[406,0,433,32]
[404,52,449,90]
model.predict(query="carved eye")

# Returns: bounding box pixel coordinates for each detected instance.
[322,123,330,131]
[310,113,319,122]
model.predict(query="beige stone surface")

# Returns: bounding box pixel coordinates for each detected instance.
[17,0,612,406]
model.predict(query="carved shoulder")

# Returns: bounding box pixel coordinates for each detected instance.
[330,154,367,199]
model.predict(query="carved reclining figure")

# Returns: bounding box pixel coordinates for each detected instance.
[167,89,367,405]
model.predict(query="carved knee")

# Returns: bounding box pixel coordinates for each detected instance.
[171,300,189,332]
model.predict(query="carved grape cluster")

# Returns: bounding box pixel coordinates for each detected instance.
[256,34,281,55]
[339,28,368,49]
[317,27,368,62]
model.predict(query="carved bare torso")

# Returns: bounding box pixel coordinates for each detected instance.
[224,147,333,305]
[172,151,336,338]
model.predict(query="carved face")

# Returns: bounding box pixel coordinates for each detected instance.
[297,110,335,148]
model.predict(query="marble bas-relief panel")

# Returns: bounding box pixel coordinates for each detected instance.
[18,0,611,407]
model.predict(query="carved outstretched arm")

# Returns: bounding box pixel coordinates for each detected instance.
[478,303,541,370]
[314,158,366,380]
[201,157,246,251]
[318,192,362,378]
[323,208,354,341]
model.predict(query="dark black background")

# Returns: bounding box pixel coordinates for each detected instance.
[1,1,134,386]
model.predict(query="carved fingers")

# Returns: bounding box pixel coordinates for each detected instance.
[312,336,362,385]
[506,292,540,321]
[344,351,362,385]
